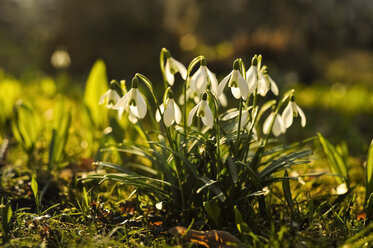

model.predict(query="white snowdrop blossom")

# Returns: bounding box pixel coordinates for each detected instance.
[155,97,182,127]
[282,98,306,128]
[99,89,121,108]
[165,56,187,86]
[189,59,227,106]
[187,94,214,129]
[99,81,126,119]
[217,61,249,100]
[246,56,279,96]
[256,72,279,97]
[246,65,258,94]
[190,61,217,95]
[263,112,286,137]
[113,78,147,120]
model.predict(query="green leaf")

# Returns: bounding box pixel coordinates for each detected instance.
[83,60,108,128]
[282,170,295,214]
[259,150,312,179]
[366,140,373,202]
[203,201,220,226]
[318,133,348,184]
[367,193,373,223]
[31,176,38,200]
[227,156,238,184]
[11,102,40,152]
[199,176,226,202]
[234,206,250,233]
[49,98,72,170]
[6,203,12,224]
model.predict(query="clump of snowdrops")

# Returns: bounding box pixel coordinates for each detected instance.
[87,48,311,230]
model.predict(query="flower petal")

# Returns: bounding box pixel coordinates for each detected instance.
[282,102,293,128]
[238,73,249,100]
[187,103,200,126]
[190,67,201,92]
[99,90,110,105]
[258,74,269,96]
[263,113,274,135]
[218,93,228,107]
[295,103,306,127]
[165,59,174,86]
[155,103,164,122]
[163,100,175,127]
[231,87,242,99]
[117,107,125,119]
[268,76,279,96]
[171,58,187,80]
[217,72,231,98]
[128,111,138,124]
[272,115,285,137]
[135,90,147,119]
[202,104,214,129]
[173,100,182,124]
[113,89,133,109]
[206,67,219,94]
[246,66,258,93]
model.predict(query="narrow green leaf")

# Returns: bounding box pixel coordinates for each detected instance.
[318,133,348,184]
[366,140,373,202]
[83,60,108,128]
[31,176,38,200]
[234,206,250,233]
[227,156,238,184]
[203,201,220,226]
[6,203,12,224]
[282,170,295,214]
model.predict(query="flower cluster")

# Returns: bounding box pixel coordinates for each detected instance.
[99,49,306,137]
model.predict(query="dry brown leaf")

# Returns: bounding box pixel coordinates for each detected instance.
[169,226,243,248]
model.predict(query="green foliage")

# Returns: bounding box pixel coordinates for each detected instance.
[11,101,40,156]
[83,59,108,128]
[31,176,41,215]
[318,133,348,185]
[0,198,13,243]
[85,50,313,230]
[366,140,373,202]
[0,79,21,129]
[49,98,72,170]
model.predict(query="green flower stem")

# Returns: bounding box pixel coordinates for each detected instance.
[160,48,168,91]
[235,98,243,156]
[183,78,187,157]
[207,90,221,179]
[135,73,184,209]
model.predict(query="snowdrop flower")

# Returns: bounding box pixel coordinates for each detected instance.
[99,80,122,108]
[155,91,182,127]
[263,112,286,137]
[246,64,258,94]
[188,58,227,106]
[188,93,214,129]
[217,60,249,100]
[113,77,147,120]
[257,72,279,97]
[246,55,278,96]
[164,51,187,86]
[282,97,306,128]
[190,58,216,95]
[99,80,127,119]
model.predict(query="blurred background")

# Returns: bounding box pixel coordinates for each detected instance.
[0,0,373,152]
